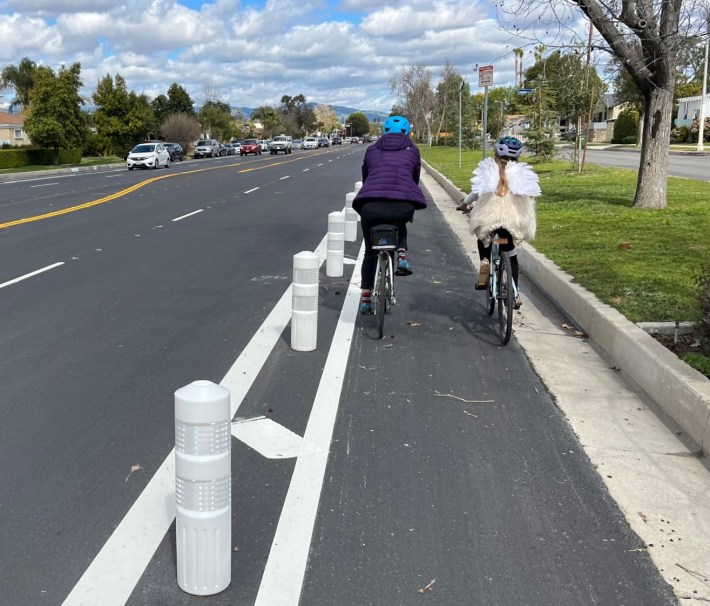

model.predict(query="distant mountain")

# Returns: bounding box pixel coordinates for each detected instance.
[233,103,389,123]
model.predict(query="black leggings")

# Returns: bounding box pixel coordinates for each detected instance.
[477,230,519,286]
[359,201,415,290]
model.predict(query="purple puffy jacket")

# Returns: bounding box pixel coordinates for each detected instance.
[352,133,427,213]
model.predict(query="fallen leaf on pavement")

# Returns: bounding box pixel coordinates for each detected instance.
[125,464,143,482]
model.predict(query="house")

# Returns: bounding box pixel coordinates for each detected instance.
[588,94,633,142]
[675,94,710,128]
[0,111,31,146]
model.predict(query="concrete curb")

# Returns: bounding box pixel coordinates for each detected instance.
[421,158,710,456]
[0,162,125,182]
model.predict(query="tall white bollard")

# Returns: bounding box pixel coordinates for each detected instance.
[354,180,362,192]
[291,251,319,351]
[344,193,358,242]
[175,381,231,596]
[326,211,345,277]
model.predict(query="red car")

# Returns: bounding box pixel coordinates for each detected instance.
[240,139,262,156]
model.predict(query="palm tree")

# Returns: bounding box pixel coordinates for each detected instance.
[1,57,37,111]
[251,105,281,138]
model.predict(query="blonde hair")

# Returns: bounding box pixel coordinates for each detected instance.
[494,155,510,196]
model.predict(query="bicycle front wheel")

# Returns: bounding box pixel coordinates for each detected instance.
[376,253,388,339]
[497,251,514,344]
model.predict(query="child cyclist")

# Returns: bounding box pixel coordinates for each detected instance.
[457,136,540,308]
[353,115,427,315]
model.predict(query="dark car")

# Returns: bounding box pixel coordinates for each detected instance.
[331,137,342,145]
[317,138,330,148]
[240,139,262,156]
[164,143,184,161]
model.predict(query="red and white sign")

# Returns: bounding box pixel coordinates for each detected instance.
[478,65,493,87]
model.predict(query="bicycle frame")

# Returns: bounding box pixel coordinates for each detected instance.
[488,232,518,345]
[370,225,398,339]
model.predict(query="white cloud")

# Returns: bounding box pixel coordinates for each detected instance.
[0,0,593,113]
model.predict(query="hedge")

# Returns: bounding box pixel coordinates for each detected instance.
[0,148,82,169]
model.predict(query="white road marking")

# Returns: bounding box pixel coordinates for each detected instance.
[254,244,364,606]
[280,175,290,180]
[62,235,329,606]
[171,209,203,222]
[0,262,65,290]
[302,168,310,172]
[245,187,260,193]
[30,182,59,188]
[231,417,308,459]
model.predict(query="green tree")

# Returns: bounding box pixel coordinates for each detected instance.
[151,94,170,133]
[523,47,557,161]
[198,100,232,141]
[166,82,195,115]
[1,57,37,111]
[24,62,86,165]
[251,105,282,138]
[346,112,369,137]
[433,62,476,147]
[279,95,315,135]
[92,74,155,156]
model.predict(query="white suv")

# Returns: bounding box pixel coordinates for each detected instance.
[270,134,292,154]
[303,137,318,150]
[193,139,220,158]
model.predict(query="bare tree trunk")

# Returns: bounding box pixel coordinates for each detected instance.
[634,87,673,209]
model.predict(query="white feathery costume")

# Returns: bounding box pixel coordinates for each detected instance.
[467,157,540,247]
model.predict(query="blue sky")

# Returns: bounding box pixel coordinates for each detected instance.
[0,0,589,114]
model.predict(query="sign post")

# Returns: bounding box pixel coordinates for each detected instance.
[478,65,493,159]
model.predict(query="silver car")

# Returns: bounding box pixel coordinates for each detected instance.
[126,142,170,170]
[193,139,221,158]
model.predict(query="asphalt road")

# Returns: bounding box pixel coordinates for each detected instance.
[0,148,677,605]
[560,145,710,180]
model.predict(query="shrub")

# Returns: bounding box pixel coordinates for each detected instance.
[688,117,710,143]
[612,108,639,143]
[0,148,81,169]
[670,125,689,144]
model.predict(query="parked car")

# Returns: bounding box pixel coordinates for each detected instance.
[292,139,304,150]
[193,139,221,158]
[126,142,170,170]
[303,137,318,149]
[350,137,359,144]
[317,138,330,148]
[259,140,270,152]
[331,137,342,145]
[223,143,237,155]
[218,143,229,156]
[164,142,184,161]
[240,139,262,156]
[230,141,242,154]
[269,134,292,154]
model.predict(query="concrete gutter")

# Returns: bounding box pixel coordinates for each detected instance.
[422,158,710,456]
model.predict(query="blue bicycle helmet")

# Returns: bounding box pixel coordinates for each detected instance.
[494,136,523,159]
[383,115,411,135]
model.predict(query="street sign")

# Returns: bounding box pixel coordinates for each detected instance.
[479,65,493,87]
[518,88,533,94]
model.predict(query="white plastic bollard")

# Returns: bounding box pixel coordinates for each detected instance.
[345,191,356,209]
[175,380,231,596]
[326,211,345,277]
[344,207,358,242]
[354,180,362,192]
[291,251,319,351]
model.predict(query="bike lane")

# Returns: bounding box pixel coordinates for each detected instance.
[115,166,707,605]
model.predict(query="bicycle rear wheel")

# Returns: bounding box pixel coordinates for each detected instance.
[486,265,495,316]
[375,253,388,339]
[497,251,514,344]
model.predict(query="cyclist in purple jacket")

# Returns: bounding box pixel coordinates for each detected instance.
[353,115,427,314]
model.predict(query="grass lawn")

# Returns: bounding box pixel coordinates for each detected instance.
[419,145,710,374]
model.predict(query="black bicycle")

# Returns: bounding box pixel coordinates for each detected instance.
[485,230,517,345]
[370,224,398,339]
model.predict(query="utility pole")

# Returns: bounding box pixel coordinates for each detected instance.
[459,79,465,169]
[697,19,709,152]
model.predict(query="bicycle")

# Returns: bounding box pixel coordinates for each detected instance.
[370,224,398,339]
[484,230,518,345]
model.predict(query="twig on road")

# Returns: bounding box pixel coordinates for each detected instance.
[434,390,494,403]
